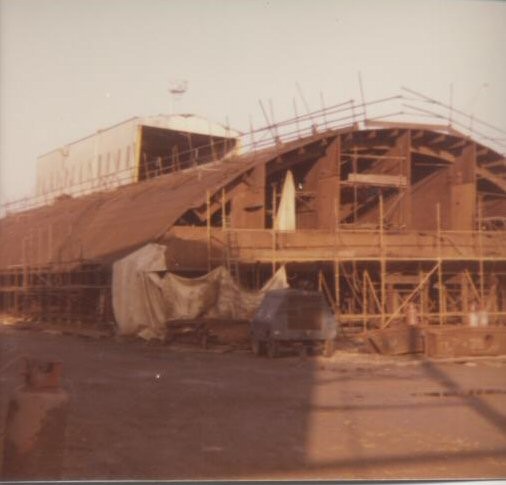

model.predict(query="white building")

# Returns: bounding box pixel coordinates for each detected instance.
[36,114,240,201]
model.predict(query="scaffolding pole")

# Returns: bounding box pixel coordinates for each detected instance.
[353,147,358,223]
[365,270,381,315]
[379,193,386,327]
[478,198,485,304]
[436,203,445,324]
[206,190,211,272]
[382,262,440,329]
[334,260,340,312]
[362,270,367,332]
[271,184,277,276]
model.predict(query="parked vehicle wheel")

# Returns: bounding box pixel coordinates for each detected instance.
[323,338,335,358]
[267,339,278,358]
[251,339,265,356]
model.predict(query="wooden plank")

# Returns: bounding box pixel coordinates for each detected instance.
[347,173,407,187]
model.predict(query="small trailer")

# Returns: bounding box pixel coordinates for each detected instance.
[250,288,338,358]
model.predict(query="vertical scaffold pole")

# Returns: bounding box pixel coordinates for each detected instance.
[206,190,211,272]
[379,193,386,327]
[271,184,277,276]
[436,203,444,325]
[353,147,358,223]
[249,115,256,153]
[478,198,484,304]
[334,260,340,314]
[209,120,217,163]
[362,270,367,332]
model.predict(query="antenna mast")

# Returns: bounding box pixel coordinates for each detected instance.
[168,79,188,114]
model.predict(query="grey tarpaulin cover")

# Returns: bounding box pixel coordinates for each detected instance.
[112,243,288,340]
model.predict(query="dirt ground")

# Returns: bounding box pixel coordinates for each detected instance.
[1,323,505,480]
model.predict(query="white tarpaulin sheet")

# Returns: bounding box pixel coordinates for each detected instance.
[112,243,168,339]
[274,170,296,231]
[112,243,288,340]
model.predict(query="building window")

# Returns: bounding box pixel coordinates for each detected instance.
[117,149,121,170]
[126,146,131,167]
[98,155,102,176]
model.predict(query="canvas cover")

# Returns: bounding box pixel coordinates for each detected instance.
[112,243,288,340]
[274,170,296,231]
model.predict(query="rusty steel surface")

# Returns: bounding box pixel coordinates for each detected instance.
[0,153,262,270]
[0,131,334,271]
[425,326,506,358]
[1,120,505,329]
[1,123,504,273]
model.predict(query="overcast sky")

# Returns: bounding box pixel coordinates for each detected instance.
[1,0,505,204]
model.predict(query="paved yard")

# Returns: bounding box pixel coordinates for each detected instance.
[1,324,505,480]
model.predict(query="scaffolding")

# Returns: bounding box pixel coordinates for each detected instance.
[0,223,112,326]
[199,224,506,332]
[2,87,504,216]
[0,88,504,331]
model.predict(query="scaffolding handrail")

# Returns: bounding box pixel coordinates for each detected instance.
[2,90,505,216]
[401,86,506,136]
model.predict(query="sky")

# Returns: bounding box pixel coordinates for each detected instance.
[1,0,505,204]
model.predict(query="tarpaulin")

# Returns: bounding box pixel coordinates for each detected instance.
[112,243,288,340]
[112,243,168,339]
[274,169,296,231]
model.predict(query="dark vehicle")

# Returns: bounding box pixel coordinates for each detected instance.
[250,288,337,358]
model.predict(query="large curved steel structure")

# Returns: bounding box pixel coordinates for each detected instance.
[0,95,505,330]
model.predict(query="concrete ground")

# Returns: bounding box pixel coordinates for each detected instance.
[0,323,505,480]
